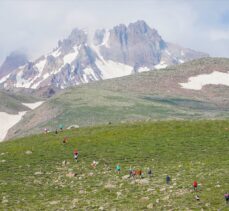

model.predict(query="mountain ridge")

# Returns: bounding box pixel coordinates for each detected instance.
[0,20,208,92]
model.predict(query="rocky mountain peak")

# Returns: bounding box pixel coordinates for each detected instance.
[93,29,106,45]
[128,20,150,33]
[68,28,87,45]
[0,51,28,78]
[57,28,87,54]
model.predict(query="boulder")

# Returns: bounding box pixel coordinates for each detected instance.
[147,203,154,209]
[66,172,77,178]
[104,183,116,189]
[160,187,166,192]
[25,150,32,155]
[49,201,59,205]
[2,196,8,204]
[67,125,79,130]
[88,172,94,177]
[147,188,155,192]
[122,175,130,180]
[34,171,43,175]
[140,196,149,202]
[79,190,86,194]
[62,160,69,166]
[136,178,149,185]
[116,192,122,198]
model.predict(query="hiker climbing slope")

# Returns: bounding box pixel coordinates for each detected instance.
[147,168,153,177]
[63,137,68,144]
[59,124,64,131]
[166,175,171,184]
[73,149,79,161]
[116,164,121,174]
[225,193,229,204]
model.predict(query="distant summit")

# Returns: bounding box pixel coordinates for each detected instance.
[0,20,208,90]
[0,51,28,78]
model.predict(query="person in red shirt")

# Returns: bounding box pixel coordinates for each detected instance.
[73,149,78,161]
[193,181,198,191]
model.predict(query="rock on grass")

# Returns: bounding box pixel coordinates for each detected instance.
[147,203,154,209]
[136,178,149,185]
[49,201,59,205]
[34,171,43,175]
[25,150,32,155]
[104,182,116,189]
[122,175,129,180]
[140,196,149,202]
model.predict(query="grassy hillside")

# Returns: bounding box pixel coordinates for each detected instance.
[1,120,229,210]
[5,58,229,138]
[0,90,42,114]
[6,58,229,140]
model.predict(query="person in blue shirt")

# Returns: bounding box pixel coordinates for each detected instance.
[116,164,121,174]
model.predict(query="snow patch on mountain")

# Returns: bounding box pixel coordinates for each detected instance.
[15,70,32,88]
[31,80,42,89]
[165,50,171,56]
[154,61,168,69]
[22,101,44,110]
[42,73,50,80]
[179,71,229,90]
[0,101,44,141]
[138,67,150,73]
[82,67,99,83]
[96,59,133,79]
[51,48,61,58]
[0,73,11,83]
[0,111,26,142]
[101,30,110,48]
[63,46,79,65]
[35,59,46,72]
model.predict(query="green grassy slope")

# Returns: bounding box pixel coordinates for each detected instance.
[1,120,229,210]
[0,90,42,114]
[7,86,228,140]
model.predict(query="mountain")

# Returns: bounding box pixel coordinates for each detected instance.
[5,58,229,140]
[0,20,208,91]
[0,51,28,78]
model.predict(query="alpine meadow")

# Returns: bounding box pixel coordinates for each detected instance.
[0,0,229,210]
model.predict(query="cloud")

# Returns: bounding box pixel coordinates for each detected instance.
[210,29,229,41]
[0,0,228,63]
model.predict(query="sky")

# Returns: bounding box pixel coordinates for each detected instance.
[0,0,229,63]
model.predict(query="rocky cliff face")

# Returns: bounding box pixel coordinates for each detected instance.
[99,20,165,69]
[0,20,208,91]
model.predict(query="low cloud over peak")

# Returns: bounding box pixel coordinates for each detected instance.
[0,0,229,63]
